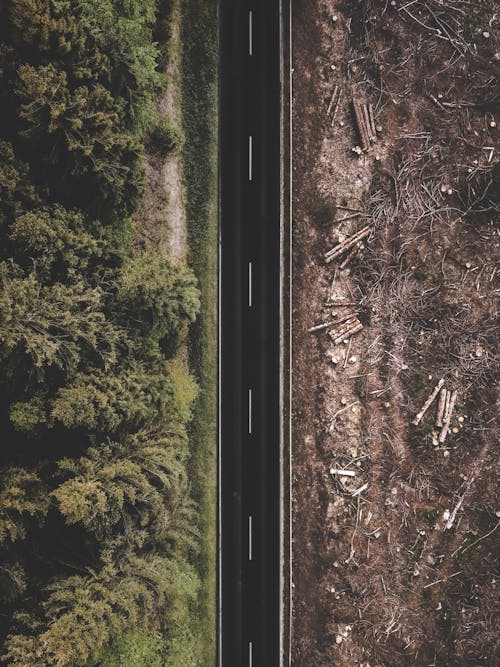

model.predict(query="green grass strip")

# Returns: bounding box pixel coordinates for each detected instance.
[180,1,218,665]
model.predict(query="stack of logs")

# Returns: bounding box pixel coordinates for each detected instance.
[412,378,458,443]
[353,99,377,152]
[308,307,363,345]
[328,313,363,345]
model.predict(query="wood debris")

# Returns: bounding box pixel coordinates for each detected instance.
[328,314,363,345]
[330,468,356,477]
[308,319,338,333]
[413,380,459,443]
[439,390,457,443]
[352,482,369,497]
[339,240,363,269]
[327,85,342,125]
[353,99,377,152]
[412,378,444,426]
[324,224,372,264]
[435,387,447,427]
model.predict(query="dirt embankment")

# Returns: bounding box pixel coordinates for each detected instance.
[291,2,499,666]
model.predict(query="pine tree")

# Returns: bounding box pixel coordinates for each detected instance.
[0,263,125,383]
[116,252,200,357]
[0,467,49,543]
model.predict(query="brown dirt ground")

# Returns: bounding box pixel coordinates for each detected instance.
[291,2,499,666]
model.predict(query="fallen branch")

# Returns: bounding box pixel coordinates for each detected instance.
[445,470,474,529]
[412,378,445,425]
[330,400,359,422]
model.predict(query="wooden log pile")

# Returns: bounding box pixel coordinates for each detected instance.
[412,379,459,443]
[328,313,363,345]
[353,99,377,152]
[327,85,342,125]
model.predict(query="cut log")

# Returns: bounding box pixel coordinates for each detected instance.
[353,99,370,151]
[340,240,363,269]
[327,301,358,307]
[436,388,447,427]
[325,225,372,263]
[439,390,457,443]
[362,104,372,142]
[328,318,358,341]
[330,89,342,125]
[327,85,339,115]
[368,103,377,141]
[331,312,357,326]
[330,468,356,477]
[352,482,369,497]
[308,319,338,333]
[332,322,363,345]
[412,378,445,426]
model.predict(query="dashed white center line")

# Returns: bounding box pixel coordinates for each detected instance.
[248,515,253,561]
[248,261,252,307]
[248,11,253,56]
[248,135,253,181]
[248,388,252,434]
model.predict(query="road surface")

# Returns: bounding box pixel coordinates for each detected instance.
[219,1,284,664]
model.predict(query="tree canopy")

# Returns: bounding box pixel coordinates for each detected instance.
[0,2,202,664]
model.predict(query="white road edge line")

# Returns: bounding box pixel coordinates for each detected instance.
[248,261,253,307]
[248,515,253,561]
[248,388,252,434]
[249,10,253,56]
[249,640,253,666]
[288,2,294,665]
[248,135,253,181]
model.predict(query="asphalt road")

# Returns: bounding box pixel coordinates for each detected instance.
[220,1,282,665]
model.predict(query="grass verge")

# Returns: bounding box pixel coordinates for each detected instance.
[180,1,218,664]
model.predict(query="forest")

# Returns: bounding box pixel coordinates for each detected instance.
[0,1,211,664]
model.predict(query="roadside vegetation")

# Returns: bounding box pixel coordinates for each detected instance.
[0,1,217,665]
[181,1,219,664]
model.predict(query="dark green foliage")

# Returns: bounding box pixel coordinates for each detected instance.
[0,1,203,663]
[149,117,185,156]
[116,252,200,356]
[50,364,174,435]
[9,206,102,280]
[15,63,144,217]
[0,467,49,543]
[0,263,124,381]
[95,630,166,667]
[4,550,172,667]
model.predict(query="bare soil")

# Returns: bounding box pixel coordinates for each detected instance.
[134,11,186,261]
[291,2,499,666]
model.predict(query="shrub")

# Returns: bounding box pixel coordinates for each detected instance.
[149,117,185,156]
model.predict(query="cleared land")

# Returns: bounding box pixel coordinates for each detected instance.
[291,2,499,665]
